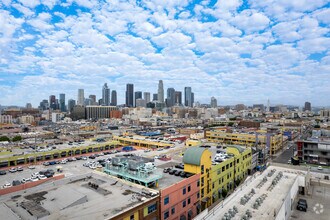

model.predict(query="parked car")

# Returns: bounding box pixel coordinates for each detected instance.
[174,170,182,176]
[28,165,36,169]
[180,171,186,178]
[3,182,12,188]
[38,175,47,180]
[89,155,96,159]
[169,169,176,175]
[21,178,31,183]
[175,163,184,169]
[31,177,39,182]
[0,170,6,175]
[43,162,50,166]
[297,199,308,212]
[317,166,323,170]
[163,168,172,173]
[17,166,23,171]
[12,180,21,186]
[9,168,17,173]
[144,149,151,153]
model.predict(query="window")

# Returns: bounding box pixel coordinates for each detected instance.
[148,203,157,214]
[164,211,169,219]
[171,207,175,215]
[188,197,191,204]
[201,165,204,174]
[130,214,134,220]
[212,182,215,189]
[183,200,186,208]
[188,185,191,192]
[222,167,225,172]
[217,169,220,175]
[230,162,233,167]
[197,192,200,198]
[197,180,200,187]
[183,187,186,195]
[164,196,169,205]
[226,164,229,169]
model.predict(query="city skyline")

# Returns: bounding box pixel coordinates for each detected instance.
[0,1,330,106]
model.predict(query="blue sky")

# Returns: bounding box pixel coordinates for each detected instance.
[0,0,330,107]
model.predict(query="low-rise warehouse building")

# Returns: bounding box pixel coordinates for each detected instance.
[194,166,311,220]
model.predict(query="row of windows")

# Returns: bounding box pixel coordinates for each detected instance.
[163,199,192,219]
[164,185,193,205]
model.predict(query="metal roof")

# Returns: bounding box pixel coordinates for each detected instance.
[183,147,207,166]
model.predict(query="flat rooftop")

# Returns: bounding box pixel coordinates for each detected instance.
[0,172,159,220]
[202,166,306,220]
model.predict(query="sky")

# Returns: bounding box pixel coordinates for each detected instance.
[0,0,330,107]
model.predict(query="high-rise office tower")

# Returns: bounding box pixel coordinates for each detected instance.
[26,103,32,109]
[166,88,175,107]
[89,95,96,104]
[175,91,182,105]
[304,102,311,111]
[111,90,117,106]
[49,95,56,109]
[67,99,76,113]
[77,89,84,106]
[135,91,142,107]
[59,93,66,112]
[126,84,134,107]
[267,99,270,112]
[39,99,49,110]
[153,93,158,101]
[144,92,150,103]
[102,83,110,106]
[191,92,194,106]
[210,97,217,108]
[158,80,164,103]
[184,87,192,107]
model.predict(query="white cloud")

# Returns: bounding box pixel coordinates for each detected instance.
[17,0,40,9]
[230,10,270,33]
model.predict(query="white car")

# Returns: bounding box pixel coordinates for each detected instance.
[81,156,87,160]
[317,166,323,170]
[28,165,36,169]
[89,165,97,169]
[31,177,39,182]
[61,160,67,164]
[21,178,31,183]
[3,182,12,188]
[38,175,47,180]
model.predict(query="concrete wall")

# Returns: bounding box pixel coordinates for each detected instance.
[0,174,65,196]
[275,176,301,220]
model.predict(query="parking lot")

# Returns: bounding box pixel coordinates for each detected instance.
[0,143,185,188]
[290,184,330,220]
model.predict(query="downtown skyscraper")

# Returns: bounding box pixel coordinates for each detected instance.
[59,93,66,112]
[166,88,175,107]
[77,89,84,106]
[126,83,134,107]
[158,80,164,103]
[102,83,110,106]
[184,87,193,107]
[111,90,117,106]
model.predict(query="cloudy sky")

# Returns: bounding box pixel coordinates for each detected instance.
[0,0,330,107]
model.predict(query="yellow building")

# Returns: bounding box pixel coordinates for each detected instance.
[183,147,212,210]
[205,129,282,155]
[183,146,252,208]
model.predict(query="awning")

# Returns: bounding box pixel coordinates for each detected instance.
[188,210,193,217]
[180,215,186,220]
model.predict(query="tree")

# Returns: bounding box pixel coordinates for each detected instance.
[0,136,10,142]
[228,122,234,127]
[12,136,22,142]
[222,188,228,198]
